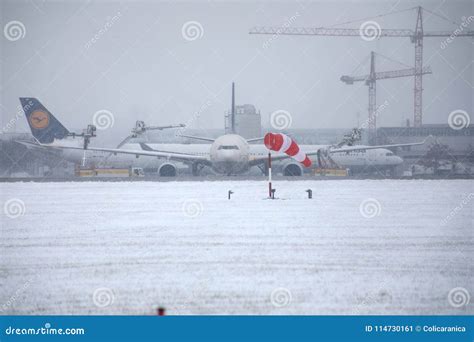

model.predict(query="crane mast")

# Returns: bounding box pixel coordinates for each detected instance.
[368,52,376,144]
[413,7,424,128]
[341,51,432,144]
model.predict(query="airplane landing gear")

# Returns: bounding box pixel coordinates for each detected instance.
[257,164,268,176]
[192,163,205,176]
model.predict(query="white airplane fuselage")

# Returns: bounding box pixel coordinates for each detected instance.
[39,133,403,175]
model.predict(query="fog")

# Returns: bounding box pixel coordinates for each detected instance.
[1,0,472,145]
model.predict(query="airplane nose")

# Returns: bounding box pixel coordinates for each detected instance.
[220,150,236,161]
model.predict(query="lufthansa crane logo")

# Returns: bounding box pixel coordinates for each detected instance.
[29,110,50,129]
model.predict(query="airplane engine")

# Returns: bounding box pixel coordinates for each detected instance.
[282,162,303,176]
[158,163,177,177]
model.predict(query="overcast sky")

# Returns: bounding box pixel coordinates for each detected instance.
[1,0,472,144]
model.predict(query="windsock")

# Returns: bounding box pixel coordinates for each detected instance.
[264,132,312,167]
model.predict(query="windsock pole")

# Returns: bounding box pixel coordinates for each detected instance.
[268,152,272,198]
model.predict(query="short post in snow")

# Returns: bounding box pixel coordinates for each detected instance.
[228,190,234,199]
[268,152,273,199]
[306,189,312,199]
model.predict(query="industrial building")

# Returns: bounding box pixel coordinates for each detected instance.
[376,124,473,175]
[377,125,473,157]
[225,104,262,139]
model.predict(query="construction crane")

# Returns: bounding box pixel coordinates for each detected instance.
[341,51,432,144]
[249,6,474,127]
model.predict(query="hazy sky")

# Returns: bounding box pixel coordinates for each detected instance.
[1,0,472,144]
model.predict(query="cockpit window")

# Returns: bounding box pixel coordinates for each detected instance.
[386,152,394,156]
[218,145,239,150]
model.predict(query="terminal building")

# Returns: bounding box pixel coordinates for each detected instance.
[376,124,473,158]
[376,124,473,175]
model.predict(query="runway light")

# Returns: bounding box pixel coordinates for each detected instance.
[228,190,234,200]
[306,189,312,199]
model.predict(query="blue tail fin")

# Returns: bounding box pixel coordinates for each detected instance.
[19,98,69,143]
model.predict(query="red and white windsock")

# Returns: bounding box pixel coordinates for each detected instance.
[264,132,312,167]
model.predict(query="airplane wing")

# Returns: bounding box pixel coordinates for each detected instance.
[246,137,264,143]
[248,153,297,166]
[16,139,64,156]
[178,134,215,142]
[16,139,48,150]
[248,139,428,166]
[324,139,429,154]
[37,143,212,165]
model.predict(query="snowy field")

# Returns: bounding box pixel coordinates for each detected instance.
[1,180,472,315]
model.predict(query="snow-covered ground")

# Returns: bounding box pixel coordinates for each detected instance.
[1,180,472,315]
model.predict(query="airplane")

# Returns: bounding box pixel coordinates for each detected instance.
[17,88,427,176]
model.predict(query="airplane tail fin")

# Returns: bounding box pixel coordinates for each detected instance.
[19,98,69,144]
[231,82,235,134]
